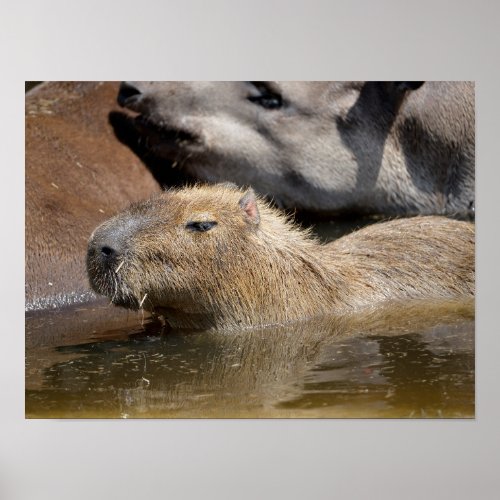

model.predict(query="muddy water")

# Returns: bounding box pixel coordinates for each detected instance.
[25,221,475,419]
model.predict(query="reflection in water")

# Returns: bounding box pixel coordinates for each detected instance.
[278,322,474,417]
[26,299,474,418]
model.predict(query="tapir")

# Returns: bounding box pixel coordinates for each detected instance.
[117,81,474,217]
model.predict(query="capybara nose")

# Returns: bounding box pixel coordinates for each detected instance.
[88,239,122,264]
[88,229,127,265]
[117,81,142,107]
[89,217,146,268]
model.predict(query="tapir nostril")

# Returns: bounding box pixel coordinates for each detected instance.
[117,82,142,107]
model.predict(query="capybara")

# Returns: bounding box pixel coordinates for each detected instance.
[116,81,475,217]
[87,184,475,330]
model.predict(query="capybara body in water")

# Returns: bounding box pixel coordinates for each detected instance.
[116,81,475,217]
[87,184,475,330]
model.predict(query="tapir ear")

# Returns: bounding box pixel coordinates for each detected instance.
[239,188,260,225]
[394,81,424,91]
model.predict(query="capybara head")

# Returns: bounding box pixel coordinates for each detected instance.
[87,183,316,328]
[116,81,475,216]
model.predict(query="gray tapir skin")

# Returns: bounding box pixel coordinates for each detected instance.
[117,81,475,217]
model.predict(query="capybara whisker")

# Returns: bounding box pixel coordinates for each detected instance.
[115,260,124,273]
[139,293,148,309]
[87,184,474,331]
[110,276,118,304]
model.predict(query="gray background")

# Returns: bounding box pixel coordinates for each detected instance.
[2,0,499,498]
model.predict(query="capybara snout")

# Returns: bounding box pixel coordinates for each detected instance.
[88,226,126,263]
[88,216,151,261]
[87,214,158,309]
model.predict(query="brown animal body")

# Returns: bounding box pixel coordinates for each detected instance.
[117,81,475,217]
[26,82,161,310]
[87,184,475,330]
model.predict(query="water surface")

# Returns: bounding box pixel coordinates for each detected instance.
[25,300,474,418]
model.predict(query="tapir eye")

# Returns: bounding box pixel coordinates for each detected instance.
[185,221,218,232]
[247,81,283,110]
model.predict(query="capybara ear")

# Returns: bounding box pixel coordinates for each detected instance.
[239,189,260,225]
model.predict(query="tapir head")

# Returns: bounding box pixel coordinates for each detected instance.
[116,81,474,217]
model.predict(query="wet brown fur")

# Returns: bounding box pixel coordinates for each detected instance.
[26,82,161,310]
[87,184,475,330]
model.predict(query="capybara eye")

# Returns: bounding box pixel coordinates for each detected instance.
[185,221,218,232]
[247,82,283,110]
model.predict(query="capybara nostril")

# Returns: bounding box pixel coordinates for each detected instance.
[87,239,122,264]
[88,229,127,263]
[100,245,117,258]
[117,82,142,107]
[88,216,148,270]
